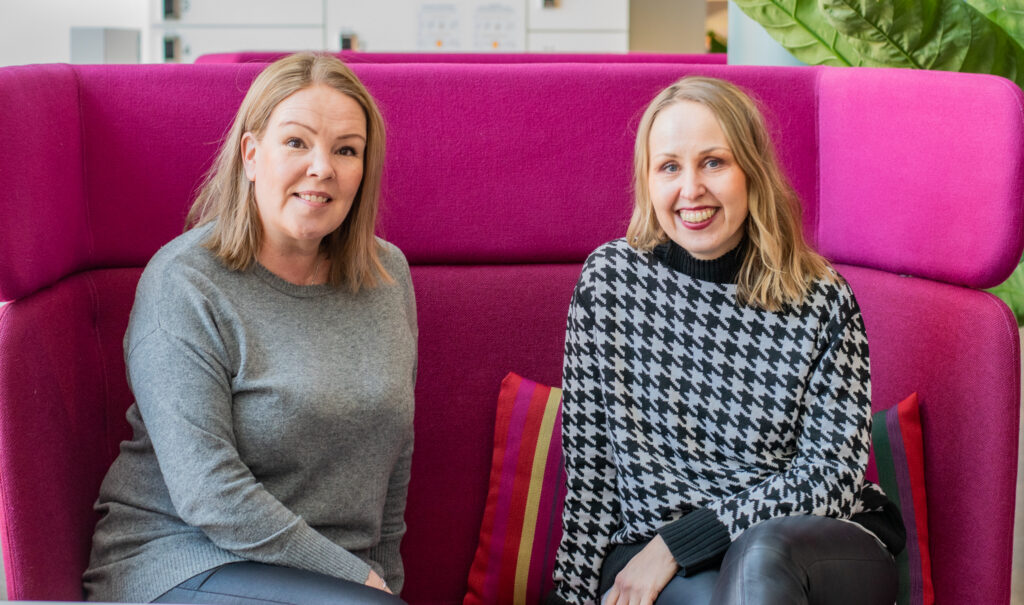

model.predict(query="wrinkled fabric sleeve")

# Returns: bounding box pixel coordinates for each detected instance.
[552,263,621,605]
[370,265,417,593]
[658,285,872,574]
[370,436,412,592]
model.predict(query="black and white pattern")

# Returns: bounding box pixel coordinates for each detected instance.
[552,239,876,604]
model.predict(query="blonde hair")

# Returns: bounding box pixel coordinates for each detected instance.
[186,52,391,291]
[627,76,834,311]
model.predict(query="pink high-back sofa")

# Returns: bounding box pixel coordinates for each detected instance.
[0,62,1021,604]
[193,50,727,64]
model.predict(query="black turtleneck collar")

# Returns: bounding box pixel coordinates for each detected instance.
[653,238,746,284]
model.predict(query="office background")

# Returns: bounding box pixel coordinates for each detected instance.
[0,1,1021,603]
[0,0,728,67]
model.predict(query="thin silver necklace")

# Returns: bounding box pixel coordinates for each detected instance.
[307,254,323,285]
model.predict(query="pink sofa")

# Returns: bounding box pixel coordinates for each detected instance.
[0,62,1021,604]
[193,50,727,64]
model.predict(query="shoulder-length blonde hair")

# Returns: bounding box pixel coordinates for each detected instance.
[186,52,391,292]
[627,76,834,311]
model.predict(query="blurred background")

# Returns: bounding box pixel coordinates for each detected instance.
[0,0,730,66]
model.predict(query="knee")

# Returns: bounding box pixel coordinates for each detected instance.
[723,517,808,576]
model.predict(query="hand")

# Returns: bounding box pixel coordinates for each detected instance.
[365,569,393,594]
[604,534,677,605]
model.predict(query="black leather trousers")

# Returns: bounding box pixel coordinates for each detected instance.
[152,561,407,604]
[601,515,897,605]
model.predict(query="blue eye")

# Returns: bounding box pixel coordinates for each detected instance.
[705,158,722,169]
[661,162,679,173]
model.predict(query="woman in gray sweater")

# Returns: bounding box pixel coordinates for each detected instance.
[83,53,417,604]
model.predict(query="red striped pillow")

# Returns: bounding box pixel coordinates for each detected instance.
[870,393,934,605]
[464,373,567,605]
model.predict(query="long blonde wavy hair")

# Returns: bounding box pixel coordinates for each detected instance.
[186,52,392,292]
[627,76,834,311]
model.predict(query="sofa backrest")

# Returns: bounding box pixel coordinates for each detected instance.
[0,62,1020,604]
[193,50,728,64]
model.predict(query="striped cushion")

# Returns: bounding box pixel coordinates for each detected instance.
[871,393,934,605]
[464,373,567,605]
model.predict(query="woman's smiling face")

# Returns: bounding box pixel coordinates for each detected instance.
[242,84,367,255]
[647,100,748,260]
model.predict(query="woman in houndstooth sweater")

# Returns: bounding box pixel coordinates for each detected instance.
[550,77,904,605]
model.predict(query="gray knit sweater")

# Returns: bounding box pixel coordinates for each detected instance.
[83,224,417,603]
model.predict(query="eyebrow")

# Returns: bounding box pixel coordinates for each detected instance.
[280,120,366,141]
[651,146,731,158]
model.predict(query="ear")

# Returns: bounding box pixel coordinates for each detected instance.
[241,132,258,181]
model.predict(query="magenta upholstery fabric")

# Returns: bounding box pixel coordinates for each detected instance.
[194,50,728,64]
[819,69,1024,288]
[0,62,1021,604]
[405,266,575,603]
[0,62,821,301]
[0,64,89,302]
[0,270,137,599]
[840,264,1019,604]
[371,64,818,266]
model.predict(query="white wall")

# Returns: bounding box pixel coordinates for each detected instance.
[0,0,149,67]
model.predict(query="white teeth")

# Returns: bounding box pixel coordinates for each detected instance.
[678,208,716,223]
[297,193,329,204]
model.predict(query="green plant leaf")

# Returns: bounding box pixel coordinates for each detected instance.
[732,0,865,66]
[958,5,1024,85]
[988,261,1024,326]
[821,0,1024,87]
[965,0,1024,46]
[819,0,964,68]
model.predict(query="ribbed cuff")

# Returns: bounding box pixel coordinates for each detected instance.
[657,508,732,575]
[284,523,372,583]
[850,485,906,556]
[368,538,404,592]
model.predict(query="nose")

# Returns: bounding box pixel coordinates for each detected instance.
[307,147,335,180]
[678,168,705,201]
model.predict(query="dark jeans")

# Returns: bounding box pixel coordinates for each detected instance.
[152,561,406,605]
[600,516,897,605]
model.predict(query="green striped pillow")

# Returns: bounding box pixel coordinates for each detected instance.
[871,393,934,605]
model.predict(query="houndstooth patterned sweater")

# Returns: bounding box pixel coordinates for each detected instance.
[552,238,888,604]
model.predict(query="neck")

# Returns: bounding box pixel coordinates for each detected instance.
[257,245,325,286]
[654,238,745,283]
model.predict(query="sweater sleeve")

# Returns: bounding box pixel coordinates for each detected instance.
[657,286,872,574]
[127,274,373,585]
[370,263,417,593]
[552,266,621,605]
[370,436,412,592]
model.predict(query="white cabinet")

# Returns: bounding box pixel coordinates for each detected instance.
[325,0,525,52]
[151,0,323,26]
[148,0,631,61]
[527,31,628,53]
[526,0,629,52]
[526,0,628,32]
[150,0,325,62]
[151,27,325,63]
